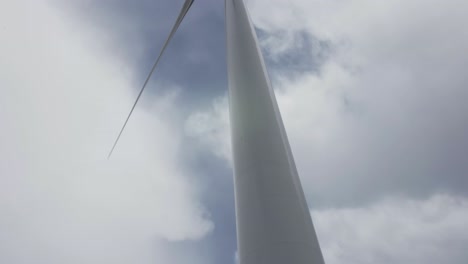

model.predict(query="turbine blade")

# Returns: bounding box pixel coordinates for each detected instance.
[108,0,195,159]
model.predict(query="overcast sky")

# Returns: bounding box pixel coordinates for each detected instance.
[1,0,467,263]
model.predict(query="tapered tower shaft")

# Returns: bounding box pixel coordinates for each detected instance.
[225,0,325,263]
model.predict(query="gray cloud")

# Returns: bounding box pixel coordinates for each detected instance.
[256,0,468,206]
[258,29,332,80]
[59,0,228,110]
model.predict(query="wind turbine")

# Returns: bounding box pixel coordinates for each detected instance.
[109,0,325,263]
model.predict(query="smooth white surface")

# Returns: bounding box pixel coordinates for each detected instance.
[225,0,325,263]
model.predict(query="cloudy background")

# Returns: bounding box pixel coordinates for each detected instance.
[1,0,467,263]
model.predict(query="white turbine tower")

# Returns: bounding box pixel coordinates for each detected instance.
[110,0,325,263]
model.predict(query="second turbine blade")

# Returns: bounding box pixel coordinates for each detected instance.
[108,0,195,159]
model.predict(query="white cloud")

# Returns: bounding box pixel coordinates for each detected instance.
[0,1,212,263]
[313,194,468,264]
[185,96,231,164]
